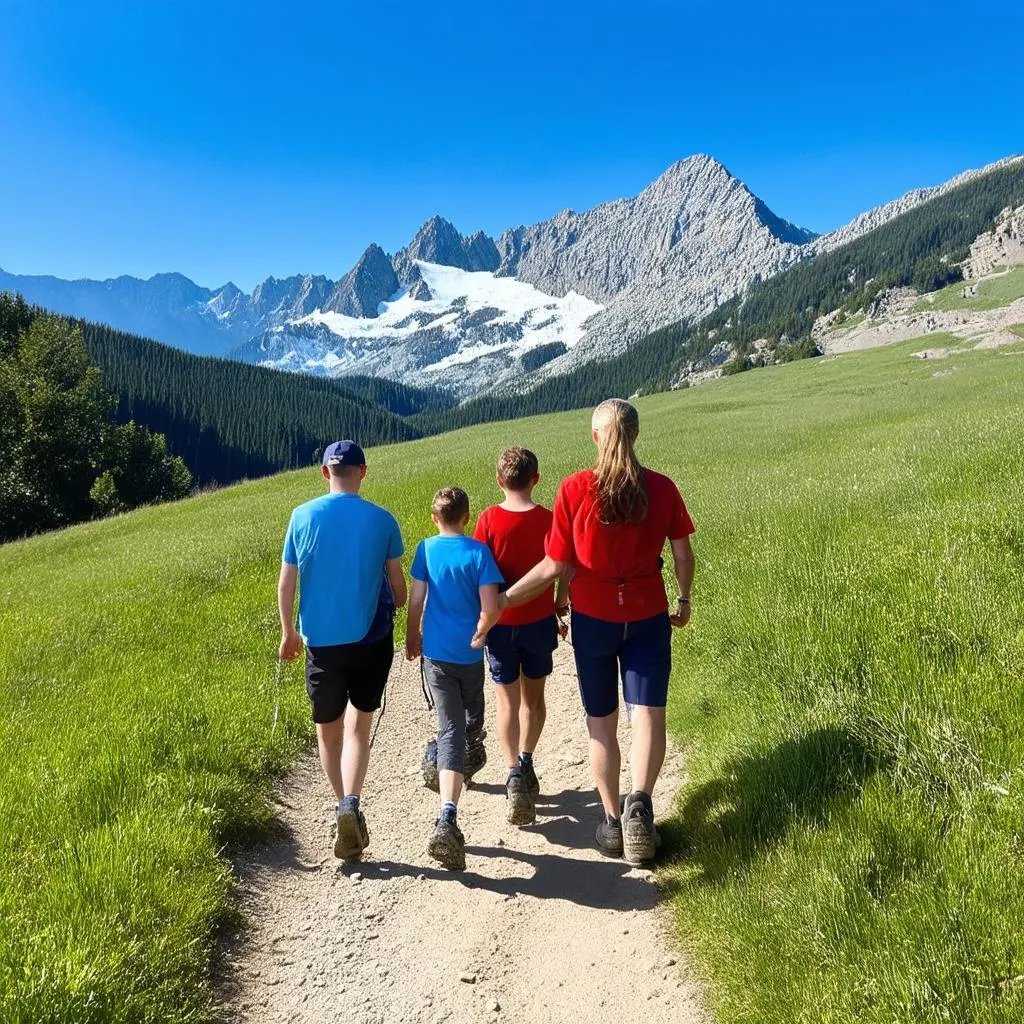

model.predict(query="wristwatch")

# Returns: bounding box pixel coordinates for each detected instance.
[676,595,690,606]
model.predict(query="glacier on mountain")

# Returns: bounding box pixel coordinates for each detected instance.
[235,261,603,395]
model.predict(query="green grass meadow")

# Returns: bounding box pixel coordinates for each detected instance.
[915,264,1024,312]
[1,339,1023,1021]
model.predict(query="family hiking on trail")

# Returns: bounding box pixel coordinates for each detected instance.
[277,398,696,872]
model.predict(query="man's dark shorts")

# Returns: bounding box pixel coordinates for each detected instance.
[305,630,394,723]
[485,615,559,684]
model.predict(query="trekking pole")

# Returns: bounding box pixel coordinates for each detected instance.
[271,658,282,737]
[367,647,401,751]
[419,655,435,711]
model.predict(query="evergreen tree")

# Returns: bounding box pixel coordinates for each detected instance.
[0,295,192,541]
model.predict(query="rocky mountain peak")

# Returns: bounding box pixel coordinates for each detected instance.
[393,218,499,285]
[323,243,399,318]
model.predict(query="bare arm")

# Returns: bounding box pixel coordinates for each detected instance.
[278,562,302,659]
[470,583,502,649]
[504,555,567,608]
[405,579,427,659]
[386,556,407,609]
[554,565,572,612]
[669,536,695,628]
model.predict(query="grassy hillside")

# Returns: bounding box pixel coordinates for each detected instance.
[1,340,1023,1021]
[915,264,1024,313]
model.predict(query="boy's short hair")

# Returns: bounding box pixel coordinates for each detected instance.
[432,486,470,525]
[496,447,539,491]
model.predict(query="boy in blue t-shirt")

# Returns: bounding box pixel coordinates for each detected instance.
[406,486,503,870]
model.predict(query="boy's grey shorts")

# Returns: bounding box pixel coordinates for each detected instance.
[423,657,485,774]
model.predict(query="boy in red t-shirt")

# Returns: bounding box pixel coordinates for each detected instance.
[473,447,568,826]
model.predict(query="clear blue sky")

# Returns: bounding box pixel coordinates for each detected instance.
[2,0,1021,292]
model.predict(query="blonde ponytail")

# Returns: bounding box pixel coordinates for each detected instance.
[592,399,647,525]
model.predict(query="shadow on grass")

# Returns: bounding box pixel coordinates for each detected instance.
[664,725,879,886]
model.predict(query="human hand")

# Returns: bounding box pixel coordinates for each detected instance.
[279,628,302,661]
[556,605,570,639]
[470,626,489,650]
[669,601,692,629]
[405,633,422,660]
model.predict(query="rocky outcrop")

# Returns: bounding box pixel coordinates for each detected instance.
[963,205,1024,279]
[323,245,399,318]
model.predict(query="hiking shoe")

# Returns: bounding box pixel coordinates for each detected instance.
[621,792,657,865]
[519,758,540,797]
[427,818,466,870]
[464,729,487,782]
[334,808,369,861]
[595,816,624,858]
[422,739,439,792]
[506,771,536,826]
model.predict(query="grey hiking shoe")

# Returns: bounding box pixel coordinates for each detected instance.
[595,815,624,857]
[464,729,487,782]
[428,818,466,870]
[621,792,657,865]
[422,739,439,792]
[506,771,536,826]
[335,808,369,861]
[519,758,540,797]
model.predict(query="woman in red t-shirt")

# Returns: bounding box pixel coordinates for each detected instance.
[476,399,695,865]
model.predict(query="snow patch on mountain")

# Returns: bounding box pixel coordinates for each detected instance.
[239,261,602,395]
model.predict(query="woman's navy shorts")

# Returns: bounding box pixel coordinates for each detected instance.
[571,610,672,717]
[485,616,559,683]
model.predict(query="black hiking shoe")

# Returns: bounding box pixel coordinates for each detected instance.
[622,792,657,865]
[335,808,369,861]
[506,770,536,826]
[422,739,439,792]
[595,815,623,858]
[464,729,487,783]
[519,758,540,797]
[428,818,466,870]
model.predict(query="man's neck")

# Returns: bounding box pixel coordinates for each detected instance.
[500,490,536,512]
[437,526,465,537]
[328,480,361,496]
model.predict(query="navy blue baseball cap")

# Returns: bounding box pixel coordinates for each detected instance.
[322,440,366,467]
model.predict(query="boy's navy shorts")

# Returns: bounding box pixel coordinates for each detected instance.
[485,616,559,683]
[570,610,672,717]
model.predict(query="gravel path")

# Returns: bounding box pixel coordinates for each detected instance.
[217,645,708,1024]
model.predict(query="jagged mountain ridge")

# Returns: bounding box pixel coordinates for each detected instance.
[236,155,826,387]
[3,154,1019,387]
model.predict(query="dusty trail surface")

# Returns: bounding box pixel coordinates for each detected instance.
[218,646,707,1024]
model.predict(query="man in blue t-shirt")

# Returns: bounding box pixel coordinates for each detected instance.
[405,486,503,871]
[278,440,406,863]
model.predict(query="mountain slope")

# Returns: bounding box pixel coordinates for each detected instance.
[812,156,1024,255]
[411,155,1024,434]
[496,154,816,370]
[4,153,1021,393]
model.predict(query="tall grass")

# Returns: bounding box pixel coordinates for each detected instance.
[1,338,1022,1020]
[660,344,1024,1022]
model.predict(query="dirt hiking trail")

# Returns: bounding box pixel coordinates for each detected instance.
[218,645,708,1024]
